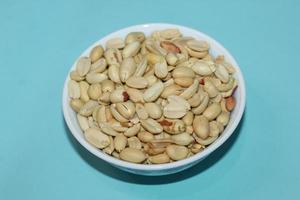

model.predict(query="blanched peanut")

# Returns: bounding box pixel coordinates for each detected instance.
[120,148,146,163]
[166,145,189,161]
[193,115,209,139]
[203,103,222,121]
[149,153,170,164]
[182,111,194,126]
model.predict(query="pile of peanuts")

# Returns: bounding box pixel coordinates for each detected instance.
[68,29,237,164]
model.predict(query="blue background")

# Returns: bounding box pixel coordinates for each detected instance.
[1,0,299,199]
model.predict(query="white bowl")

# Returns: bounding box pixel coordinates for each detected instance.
[62,23,246,176]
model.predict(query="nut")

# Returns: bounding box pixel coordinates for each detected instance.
[120,57,136,83]
[193,115,209,139]
[76,57,91,76]
[145,103,162,119]
[125,76,148,89]
[90,45,104,63]
[140,118,163,134]
[84,128,110,149]
[120,148,146,163]
[68,80,81,99]
[143,81,164,102]
[166,145,188,161]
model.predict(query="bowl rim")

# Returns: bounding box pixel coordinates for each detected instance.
[62,23,246,171]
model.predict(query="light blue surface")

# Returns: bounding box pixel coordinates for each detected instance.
[0,0,299,199]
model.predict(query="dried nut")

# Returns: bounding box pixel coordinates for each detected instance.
[167,95,191,110]
[190,143,203,154]
[106,38,125,49]
[128,136,142,149]
[114,134,127,152]
[76,57,91,76]
[161,41,181,53]
[192,92,209,114]
[120,148,146,163]
[216,112,230,126]
[216,77,235,92]
[193,115,210,139]
[110,89,126,103]
[137,131,154,143]
[145,103,162,119]
[145,145,166,156]
[140,118,163,134]
[84,128,110,149]
[68,80,80,99]
[215,64,229,83]
[96,105,106,123]
[203,103,222,121]
[163,102,187,119]
[126,88,144,103]
[86,73,107,84]
[188,91,202,107]
[193,133,218,146]
[90,45,104,63]
[154,62,168,79]
[192,60,215,76]
[103,136,115,155]
[145,75,157,86]
[211,94,222,103]
[134,57,148,77]
[112,151,120,159]
[111,124,128,132]
[216,121,224,133]
[146,53,165,65]
[108,64,121,83]
[87,83,102,100]
[161,84,183,98]
[120,57,136,82]
[209,121,220,137]
[125,32,145,44]
[79,81,90,102]
[79,100,99,116]
[143,81,164,102]
[124,123,141,137]
[186,47,207,58]
[101,80,115,93]
[148,153,170,164]
[160,29,181,39]
[99,122,118,136]
[186,125,193,134]
[116,101,136,119]
[171,132,194,145]
[186,40,209,52]
[161,119,186,135]
[99,92,111,103]
[182,111,194,126]
[221,83,237,98]
[180,79,199,99]
[166,145,188,161]
[172,67,195,79]
[125,76,148,89]
[122,41,141,58]
[203,79,219,98]
[174,77,194,87]
[70,99,84,112]
[70,71,85,81]
[166,53,178,65]
[90,58,107,73]
[136,103,149,120]
[77,114,89,131]
[110,105,128,122]
[225,96,236,111]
